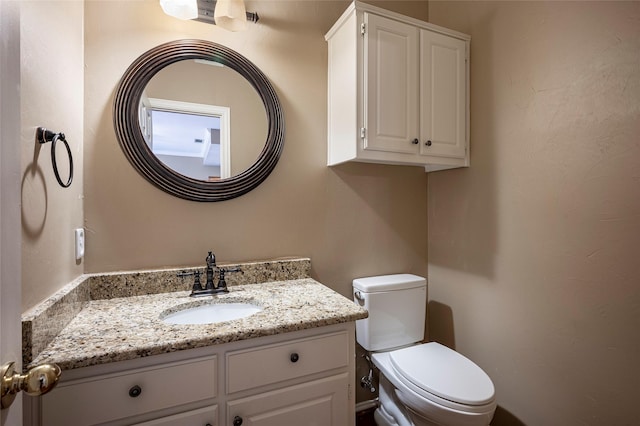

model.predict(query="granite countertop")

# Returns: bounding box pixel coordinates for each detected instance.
[28,271,368,371]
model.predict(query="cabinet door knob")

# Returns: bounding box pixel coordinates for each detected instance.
[411,138,419,144]
[233,415,243,426]
[425,140,432,146]
[290,353,300,363]
[128,385,142,398]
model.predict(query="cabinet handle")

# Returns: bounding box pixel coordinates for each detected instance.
[233,416,243,426]
[411,138,419,144]
[128,385,142,398]
[425,140,432,146]
[290,353,300,363]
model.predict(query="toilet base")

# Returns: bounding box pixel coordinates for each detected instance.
[377,373,442,426]
[374,405,397,426]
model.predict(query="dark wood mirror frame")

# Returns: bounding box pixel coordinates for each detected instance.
[113,39,285,202]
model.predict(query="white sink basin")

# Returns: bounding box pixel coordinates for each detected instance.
[162,302,262,325]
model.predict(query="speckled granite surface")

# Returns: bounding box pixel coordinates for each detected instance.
[88,257,312,300]
[23,258,367,371]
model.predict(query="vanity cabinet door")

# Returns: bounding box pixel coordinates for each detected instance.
[226,373,349,426]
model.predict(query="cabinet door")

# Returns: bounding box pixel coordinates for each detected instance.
[227,373,349,426]
[364,13,419,154]
[420,29,467,159]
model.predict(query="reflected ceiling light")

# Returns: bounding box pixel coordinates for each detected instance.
[159,0,198,20]
[214,0,247,32]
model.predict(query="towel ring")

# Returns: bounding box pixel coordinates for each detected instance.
[36,127,73,188]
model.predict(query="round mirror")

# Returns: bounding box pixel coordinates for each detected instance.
[114,39,284,202]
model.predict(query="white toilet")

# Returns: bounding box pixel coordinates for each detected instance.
[353,274,496,426]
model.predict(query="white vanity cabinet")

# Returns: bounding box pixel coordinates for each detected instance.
[326,1,470,172]
[28,323,355,426]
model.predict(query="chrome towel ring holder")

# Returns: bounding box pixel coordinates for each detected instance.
[36,127,73,188]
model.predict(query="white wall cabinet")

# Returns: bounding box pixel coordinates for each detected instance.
[27,324,355,426]
[326,1,470,172]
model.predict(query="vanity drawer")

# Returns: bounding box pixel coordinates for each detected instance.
[42,356,217,426]
[226,331,349,393]
[134,405,218,426]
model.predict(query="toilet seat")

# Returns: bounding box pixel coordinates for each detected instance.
[373,343,496,416]
[390,342,495,408]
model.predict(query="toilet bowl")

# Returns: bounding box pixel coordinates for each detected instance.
[373,344,496,426]
[353,274,496,426]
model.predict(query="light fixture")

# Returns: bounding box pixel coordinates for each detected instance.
[161,0,259,31]
[213,0,248,32]
[159,0,198,20]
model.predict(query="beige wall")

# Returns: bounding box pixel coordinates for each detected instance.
[428,2,640,425]
[21,1,84,311]
[82,0,428,303]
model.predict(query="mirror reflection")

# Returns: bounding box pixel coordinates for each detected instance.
[139,59,268,180]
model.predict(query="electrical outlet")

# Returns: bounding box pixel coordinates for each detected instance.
[75,228,85,261]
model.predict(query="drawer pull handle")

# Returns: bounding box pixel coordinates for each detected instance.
[290,353,300,363]
[128,385,142,398]
[233,415,243,426]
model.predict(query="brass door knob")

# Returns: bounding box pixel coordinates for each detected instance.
[1,361,61,409]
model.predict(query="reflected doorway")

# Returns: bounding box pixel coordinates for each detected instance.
[139,97,231,180]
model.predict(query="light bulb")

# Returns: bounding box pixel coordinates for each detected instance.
[160,0,198,20]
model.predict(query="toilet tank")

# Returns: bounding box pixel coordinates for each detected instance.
[353,274,427,351]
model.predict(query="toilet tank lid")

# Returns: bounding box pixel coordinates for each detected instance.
[353,274,426,292]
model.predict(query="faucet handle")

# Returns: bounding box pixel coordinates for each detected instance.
[217,269,228,290]
[177,270,204,293]
[216,267,243,291]
[192,271,203,292]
